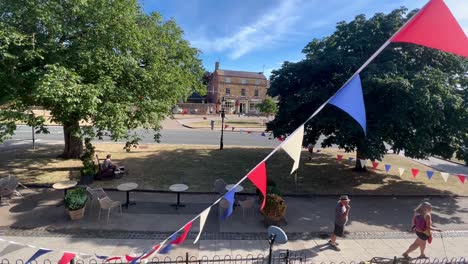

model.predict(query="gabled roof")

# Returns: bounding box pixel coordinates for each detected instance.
[215,69,266,80]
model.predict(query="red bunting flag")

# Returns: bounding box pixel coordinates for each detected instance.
[372,162,379,170]
[105,257,122,263]
[391,0,468,57]
[458,174,466,184]
[278,136,285,141]
[411,169,419,178]
[337,155,343,161]
[172,222,193,245]
[225,125,229,129]
[247,161,267,209]
[59,253,76,264]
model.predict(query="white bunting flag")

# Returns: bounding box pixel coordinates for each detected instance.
[194,207,211,244]
[398,168,405,177]
[440,172,449,183]
[0,242,28,256]
[281,125,305,174]
[359,159,366,168]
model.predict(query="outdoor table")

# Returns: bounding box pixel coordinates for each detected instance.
[117,182,138,208]
[169,184,189,209]
[226,184,244,193]
[52,180,78,207]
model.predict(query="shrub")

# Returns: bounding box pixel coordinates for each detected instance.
[262,194,286,218]
[64,187,88,211]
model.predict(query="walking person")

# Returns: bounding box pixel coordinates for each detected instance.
[403,202,442,259]
[329,195,351,251]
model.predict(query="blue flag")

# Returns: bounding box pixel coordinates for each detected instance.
[220,189,235,220]
[426,171,434,180]
[385,164,391,173]
[26,249,53,264]
[159,235,177,254]
[328,74,366,134]
[95,254,108,260]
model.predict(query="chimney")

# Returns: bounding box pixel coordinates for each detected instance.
[215,61,219,71]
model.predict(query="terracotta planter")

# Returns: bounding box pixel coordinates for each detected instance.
[262,211,287,227]
[68,207,85,220]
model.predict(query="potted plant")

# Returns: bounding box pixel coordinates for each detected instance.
[256,179,281,204]
[261,194,287,227]
[80,138,97,184]
[65,187,88,220]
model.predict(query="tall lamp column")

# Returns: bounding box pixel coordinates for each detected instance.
[220,97,225,150]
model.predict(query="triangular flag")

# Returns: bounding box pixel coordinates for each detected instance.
[391,0,468,57]
[359,159,366,168]
[159,235,176,254]
[384,164,391,173]
[0,242,28,256]
[194,207,211,244]
[337,155,343,161]
[220,189,235,220]
[278,136,285,142]
[247,161,267,209]
[281,125,304,174]
[372,162,379,170]
[458,174,466,184]
[398,168,405,177]
[348,157,354,162]
[105,257,122,263]
[440,172,449,182]
[426,171,434,179]
[328,74,366,134]
[95,255,109,260]
[59,253,76,264]
[411,168,419,178]
[261,132,266,136]
[26,249,53,264]
[141,246,159,260]
[130,252,146,264]
[172,222,193,245]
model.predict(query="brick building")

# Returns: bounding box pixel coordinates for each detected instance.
[207,62,268,114]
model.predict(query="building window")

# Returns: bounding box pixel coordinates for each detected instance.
[254,89,259,97]
[226,88,231,95]
[224,100,234,109]
[225,77,231,83]
[241,88,246,96]
[241,79,247,84]
[249,103,256,110]
[255,79,261,85]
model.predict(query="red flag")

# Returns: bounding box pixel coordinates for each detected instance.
[391,0,468,57]
[372,162,379,170]
[337,155,343,161]
[172,222,193,245]
[105,257,122,263]
[411,168,419,178]
[59,253,76,264]
[458,174,466,184]
[247,161,267,209]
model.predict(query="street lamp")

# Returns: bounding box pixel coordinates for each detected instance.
[220,97,225,150]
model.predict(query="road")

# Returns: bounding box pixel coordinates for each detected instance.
[6,125,281,148]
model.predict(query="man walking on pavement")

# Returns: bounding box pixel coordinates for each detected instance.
[329,195,351,251]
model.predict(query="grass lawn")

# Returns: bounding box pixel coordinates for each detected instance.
[188,119,266,128]
[0,143,465,195]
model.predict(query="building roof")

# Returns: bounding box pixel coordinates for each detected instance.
[215,69,266,80]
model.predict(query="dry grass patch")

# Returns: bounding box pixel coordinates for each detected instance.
[0,143,465,195]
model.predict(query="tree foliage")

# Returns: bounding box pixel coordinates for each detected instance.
[0,0,204,158]
[257,98,278,117]
[267,8,468,165]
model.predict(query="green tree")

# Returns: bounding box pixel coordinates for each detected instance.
[0,0,204,158]
[257,98,278,117]
[268,8,468,169]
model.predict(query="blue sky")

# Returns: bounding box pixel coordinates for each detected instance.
[141,0,468,77]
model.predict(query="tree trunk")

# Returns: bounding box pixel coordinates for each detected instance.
[354,147,367,172]
[61,121,83,159]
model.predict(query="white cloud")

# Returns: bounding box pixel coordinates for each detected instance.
[190,0,302,59]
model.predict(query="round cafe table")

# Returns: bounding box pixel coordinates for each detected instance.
[225,184,244,193]
[169,184,189,209]
[52,180,78,207]
[117,182,138,208]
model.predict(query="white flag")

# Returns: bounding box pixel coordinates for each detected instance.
[0,242,28,256]
[359,159,366,168]
[398,168,405,177]
[281,125,305,174]
[440,172,449,182]
[194,207,211,244]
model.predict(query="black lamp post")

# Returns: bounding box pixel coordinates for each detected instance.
[220,97,225,150]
